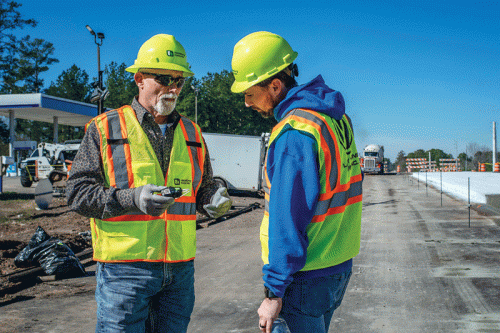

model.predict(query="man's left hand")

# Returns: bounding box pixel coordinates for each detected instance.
[203,187,232,218]
[258,297,282,333]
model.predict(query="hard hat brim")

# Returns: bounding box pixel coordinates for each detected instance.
[126,63,195,77]
[230,54,297,94]
[231,80,254,94]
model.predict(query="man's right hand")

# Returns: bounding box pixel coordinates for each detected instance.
[133,184,174,216]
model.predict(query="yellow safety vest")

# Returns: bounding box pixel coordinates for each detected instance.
[89,106,206,263]
[261,108,362,271]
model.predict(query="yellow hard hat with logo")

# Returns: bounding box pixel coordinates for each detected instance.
[126,34,194,77]
[231,31,298,93]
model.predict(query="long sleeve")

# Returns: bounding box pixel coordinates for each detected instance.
[262,129,320,298]
[195,138,220,215]
[66,122,136,219]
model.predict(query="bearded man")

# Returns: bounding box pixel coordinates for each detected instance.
[67,34,231,333]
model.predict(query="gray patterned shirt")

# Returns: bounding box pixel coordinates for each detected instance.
[66,97,218,219]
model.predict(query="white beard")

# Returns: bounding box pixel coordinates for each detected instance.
[154,93,177,115]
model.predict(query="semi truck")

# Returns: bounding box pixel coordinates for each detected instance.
[203,132,269,192]
[361,144,385,174]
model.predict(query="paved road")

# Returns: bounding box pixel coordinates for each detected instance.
[335,174,500,332]
[1,176,35,195]
[1,175,500,332]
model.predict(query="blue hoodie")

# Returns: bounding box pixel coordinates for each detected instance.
[263,75,353,298]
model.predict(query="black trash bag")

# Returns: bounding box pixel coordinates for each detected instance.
[14,226,51,268]
[14,226,86,278]
[36,238,86,277]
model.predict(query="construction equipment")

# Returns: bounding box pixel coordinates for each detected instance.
[19,141,81,194]
[361,144,385,174]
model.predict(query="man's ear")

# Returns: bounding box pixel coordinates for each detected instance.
[134,72,144,88]
[268,78,284,98]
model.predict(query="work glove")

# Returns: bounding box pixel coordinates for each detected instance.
[133,184,175,216]
[203,187,232,219]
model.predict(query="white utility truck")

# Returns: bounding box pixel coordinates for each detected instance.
[203,133,269,192]
[361,144,385,174]
[19,141,81,191]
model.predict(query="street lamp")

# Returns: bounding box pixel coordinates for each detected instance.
[191,85,199,124]
[86,25,108,115]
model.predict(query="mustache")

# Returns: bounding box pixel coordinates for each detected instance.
[160,93,177,101]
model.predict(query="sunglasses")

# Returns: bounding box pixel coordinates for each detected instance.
[141,72,185,88]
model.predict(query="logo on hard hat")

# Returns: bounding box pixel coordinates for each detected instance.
[166,50,185,58]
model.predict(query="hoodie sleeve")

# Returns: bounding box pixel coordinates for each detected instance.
[263,129,320,298]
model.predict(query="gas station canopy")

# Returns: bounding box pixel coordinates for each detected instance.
[0,93,98,127]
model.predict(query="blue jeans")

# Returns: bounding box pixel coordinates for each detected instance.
[95,260,195,333]
[273,268,352,333]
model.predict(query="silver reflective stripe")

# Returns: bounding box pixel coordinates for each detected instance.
[288,109,338,190]
[264,187,270,213]
[106,111,129,189]
[313,180,363,216]
[263,110,360,217]
[181,118,202,190]
[168,202,197,215]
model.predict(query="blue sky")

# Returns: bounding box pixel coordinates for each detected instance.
[11,0,500,161]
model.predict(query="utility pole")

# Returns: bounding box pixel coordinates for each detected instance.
[191,85,199,124]
[86,25,108,115]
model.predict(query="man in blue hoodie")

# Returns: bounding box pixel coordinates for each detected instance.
[231,32,363,333]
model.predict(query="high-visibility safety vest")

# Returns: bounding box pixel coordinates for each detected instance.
[261,108,362,271]
[88,106,206,263]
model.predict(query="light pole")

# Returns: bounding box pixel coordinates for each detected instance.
[191,85,199,124]
[86,25,106,115]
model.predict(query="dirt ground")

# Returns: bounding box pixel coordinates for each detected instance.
[0,193,91,299]
[0,188,263,305]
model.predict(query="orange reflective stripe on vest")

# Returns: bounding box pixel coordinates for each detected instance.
[261,108,362,271]
[101,108,134,189]
[89,106,206,262]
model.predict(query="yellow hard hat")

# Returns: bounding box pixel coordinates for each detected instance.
[231,31,297,93]
[126,34,194,77]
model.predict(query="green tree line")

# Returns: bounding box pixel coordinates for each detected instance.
[0,0,275,155]
[2,0,496,169]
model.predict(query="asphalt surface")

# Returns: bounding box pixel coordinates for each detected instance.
[1,174,500,332]
[1,176,36,195]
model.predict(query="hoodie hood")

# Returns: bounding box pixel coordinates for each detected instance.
[274,75,345,122]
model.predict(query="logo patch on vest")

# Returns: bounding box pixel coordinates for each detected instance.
[332,118,353,151]
[174,178,191,185]
[343,152,359,171]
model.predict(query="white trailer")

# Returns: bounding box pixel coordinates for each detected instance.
[203,132,269,192]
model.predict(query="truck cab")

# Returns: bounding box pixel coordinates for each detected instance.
[361,144,384,174]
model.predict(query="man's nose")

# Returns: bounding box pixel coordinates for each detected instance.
[169,85,182,94]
